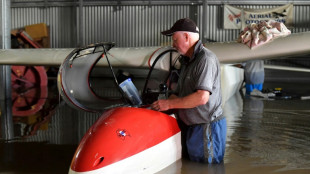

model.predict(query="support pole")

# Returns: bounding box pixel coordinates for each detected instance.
[0,0,14,140]
[201,0,208,43]
[77,0,84,47]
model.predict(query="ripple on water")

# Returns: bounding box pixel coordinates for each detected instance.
[224,94,310,173]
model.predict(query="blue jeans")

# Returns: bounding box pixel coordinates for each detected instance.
[186,118,227,163]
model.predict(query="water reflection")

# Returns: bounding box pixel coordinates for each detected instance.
[157,158,226,174]
[1,78,310,174]
[225,91,310,173]
[181,159,225,174]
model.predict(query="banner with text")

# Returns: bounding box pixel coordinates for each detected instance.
[224,4,293,29]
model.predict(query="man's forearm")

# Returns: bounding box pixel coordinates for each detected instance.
[167,90,209,109]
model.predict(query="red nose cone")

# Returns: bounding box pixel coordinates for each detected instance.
[70,107,180,172]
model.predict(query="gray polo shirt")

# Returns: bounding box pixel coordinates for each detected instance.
[175,40,223,125]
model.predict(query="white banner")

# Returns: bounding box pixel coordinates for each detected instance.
[224,4,294,29]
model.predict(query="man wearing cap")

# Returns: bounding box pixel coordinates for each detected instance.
[151,18,226,164]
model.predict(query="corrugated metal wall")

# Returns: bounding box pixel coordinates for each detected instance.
[81,5,191,47]
[11,7,77,48]
[203,5,241,42]
[11,2,310,48]
[9,1,310,143]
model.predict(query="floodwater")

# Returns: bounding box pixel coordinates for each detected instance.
[159,81,310,174]
[1,70,310,174]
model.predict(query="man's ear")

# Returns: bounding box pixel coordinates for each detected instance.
[184,32,189,41]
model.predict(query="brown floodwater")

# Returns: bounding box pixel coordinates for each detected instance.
[159,88,310,174]
[1,77,310,174]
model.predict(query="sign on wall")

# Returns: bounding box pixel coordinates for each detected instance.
[224,4,293,29]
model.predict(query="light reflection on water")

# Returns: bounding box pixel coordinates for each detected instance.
[160,90,310,174]
[223,91,310,174]
[1,81,310,174]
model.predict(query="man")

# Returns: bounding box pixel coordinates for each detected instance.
[151,18,226,163]
[243,60,265,95]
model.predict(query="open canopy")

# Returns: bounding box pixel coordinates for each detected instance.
[57,43,180,112]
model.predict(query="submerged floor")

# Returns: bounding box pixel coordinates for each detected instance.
[1,71,310,174]
[159,82,310,174]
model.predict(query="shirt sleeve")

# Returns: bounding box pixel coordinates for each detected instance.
[194,52,218,95]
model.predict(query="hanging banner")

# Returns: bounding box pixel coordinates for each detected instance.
[224,4,294,29]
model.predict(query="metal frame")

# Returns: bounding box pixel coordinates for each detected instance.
[10,0,310,8]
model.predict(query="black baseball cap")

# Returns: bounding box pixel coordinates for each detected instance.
[161,18,199,36]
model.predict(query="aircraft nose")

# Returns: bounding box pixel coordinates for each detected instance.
[69,130,110,172]
[93,156,105,167]
[69,107,181,173]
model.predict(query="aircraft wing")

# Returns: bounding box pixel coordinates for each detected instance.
[207,31,310,63]
[0,48,73,66]
[2,31,309,112]
[0,47,163,67]
[0,31,309,66]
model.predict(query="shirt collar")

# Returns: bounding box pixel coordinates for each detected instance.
[189,40,203,62]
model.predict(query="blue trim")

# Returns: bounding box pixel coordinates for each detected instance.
[211,118,227,163]
[245,83,263,95]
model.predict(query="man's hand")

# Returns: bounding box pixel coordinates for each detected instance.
[150,90,209,111]
[151,99,170,111]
